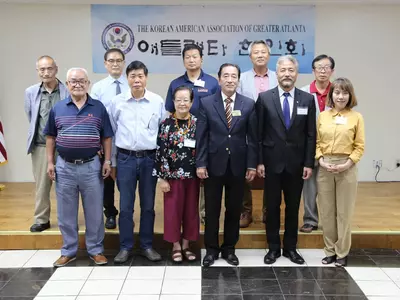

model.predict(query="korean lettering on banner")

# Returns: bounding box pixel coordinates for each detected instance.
[136,38,305,57]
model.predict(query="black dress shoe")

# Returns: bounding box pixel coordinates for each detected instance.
[105,216,117,229]
[203,254,218,267]
[114,250,131,264]
[222,253,239,266]
[283,249,305,265]
[30,222,50,232]
[264,250,281,264]
[140,248,162,262]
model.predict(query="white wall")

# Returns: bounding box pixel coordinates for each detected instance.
[0,3,399,182]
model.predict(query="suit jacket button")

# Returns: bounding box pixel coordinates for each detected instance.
[228,135,231,138]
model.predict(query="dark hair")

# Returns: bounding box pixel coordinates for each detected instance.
[326,77,358,109]
[182,44,203,59]
[218,63,241,79]
[173,85,194,102]
[126,60,148,76]
[312,54,335,70]
[104,48,125,61]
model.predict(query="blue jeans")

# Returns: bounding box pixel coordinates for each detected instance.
[55,156,104,257]
[117,151,157,250]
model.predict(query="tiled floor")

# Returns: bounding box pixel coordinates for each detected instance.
[0,249,400,299]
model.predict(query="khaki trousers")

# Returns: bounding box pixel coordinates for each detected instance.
[317,156,358,258]
[31,145,52,224]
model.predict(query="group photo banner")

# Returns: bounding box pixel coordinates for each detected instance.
[91,5,315,74]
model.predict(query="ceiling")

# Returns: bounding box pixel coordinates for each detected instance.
[1,0,400,4]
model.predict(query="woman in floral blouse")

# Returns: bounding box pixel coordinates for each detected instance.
[154,86,199,263]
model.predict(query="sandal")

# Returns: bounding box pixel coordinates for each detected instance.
[182,248,196,261]
[322,255,336,265]
[171,249,182,263]
[335,256,348,267]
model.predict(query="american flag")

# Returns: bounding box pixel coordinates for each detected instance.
[0,117,7,165]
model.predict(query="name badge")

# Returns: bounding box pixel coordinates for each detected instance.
[194,79,205,87]
[184,139,196,148]
[198,88,208,93]
[335,116,347,125]
[297,107,308,115]
[232,110,242,117]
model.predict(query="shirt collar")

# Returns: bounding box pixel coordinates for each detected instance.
[221,92,236,103]
[123,88,150,102]
[309,80,331,95]
[278,86,295,98]
[183,69,204,82]
[330,107,350,116]
[107,74,127,84]
[40,80,61,93]
[66,94,94,106]
[252,68,269,78]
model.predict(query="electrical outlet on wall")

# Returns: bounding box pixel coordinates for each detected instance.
[373,160,382,168]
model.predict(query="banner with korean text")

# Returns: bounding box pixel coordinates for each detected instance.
[91,5,315,74]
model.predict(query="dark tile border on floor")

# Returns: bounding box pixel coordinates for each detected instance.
[201,266,368,299]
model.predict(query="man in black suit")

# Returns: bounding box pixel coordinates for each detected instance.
[256,55,316,265]
[196,63,257,267]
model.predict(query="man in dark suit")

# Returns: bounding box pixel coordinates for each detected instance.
[256,55,316,265]
[196,63,257,267]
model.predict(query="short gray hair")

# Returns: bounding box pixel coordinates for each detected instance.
[36,55,57,68]
[66,67,89,80]
[276,55,299,71]
[248,40,270,55]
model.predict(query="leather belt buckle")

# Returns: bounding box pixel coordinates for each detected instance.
[73,159,85,165]
[135,151,145,158]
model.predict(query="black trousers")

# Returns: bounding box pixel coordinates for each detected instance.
[204,165,245,256]
[100,156,118,218]
[265,169,304,251]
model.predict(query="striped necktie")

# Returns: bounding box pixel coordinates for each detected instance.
[225,97,233,128]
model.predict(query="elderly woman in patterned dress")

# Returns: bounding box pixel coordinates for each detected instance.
[154,85,200,263]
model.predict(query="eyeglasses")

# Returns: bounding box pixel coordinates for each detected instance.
[174,99,191,103]
[315,65,332,72]
[68,80,88,86]
[107,59,124,64]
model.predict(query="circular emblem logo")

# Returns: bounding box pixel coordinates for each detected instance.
[101,23,134,54]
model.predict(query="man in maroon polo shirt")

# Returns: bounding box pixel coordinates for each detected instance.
[300,54,335,233]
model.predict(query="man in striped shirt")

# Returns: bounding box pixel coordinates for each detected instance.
[44,68,114,267]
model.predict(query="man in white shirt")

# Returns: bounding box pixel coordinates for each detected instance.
[91,48,129,230]
[108,61,167,263]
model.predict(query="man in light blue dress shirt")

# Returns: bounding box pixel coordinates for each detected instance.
[91,48,129,230]
[108,61,167,263]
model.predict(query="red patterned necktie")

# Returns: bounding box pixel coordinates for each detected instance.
[225,98,233,128]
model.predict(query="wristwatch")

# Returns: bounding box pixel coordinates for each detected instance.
[104,160,112,165]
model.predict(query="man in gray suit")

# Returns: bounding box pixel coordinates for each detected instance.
[237,40,278,228]
[24,55,69,232]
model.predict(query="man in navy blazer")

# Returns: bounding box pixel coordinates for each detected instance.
[256,55,316,265]
[196,63,257,267]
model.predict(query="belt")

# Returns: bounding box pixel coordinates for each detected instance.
[118,148,156,158]
[61,154,97,165]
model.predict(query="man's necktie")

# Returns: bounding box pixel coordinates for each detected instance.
[225,98,233,128]
[283,92,291,129]
[115,80,121,95]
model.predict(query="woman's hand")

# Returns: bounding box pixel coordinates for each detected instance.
[319,157,336,173]
[159,179,171,193]
[330,159,354,173]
